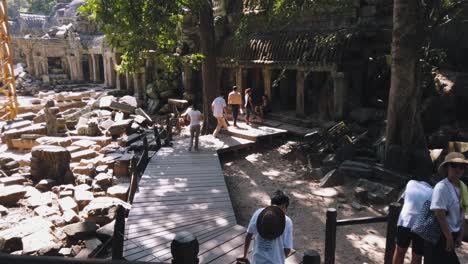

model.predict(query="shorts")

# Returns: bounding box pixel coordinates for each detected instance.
[396,226,424,256]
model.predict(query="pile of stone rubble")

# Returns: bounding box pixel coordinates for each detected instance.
[0,90,157,258]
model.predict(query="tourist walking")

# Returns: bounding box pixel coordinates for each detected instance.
[186,104,203,151]
[212,94,227,137]
[238,190,293,264]
[228,86,242,127]
[244,88,255,125]
[392,178,433,264]
[428,152,467,264]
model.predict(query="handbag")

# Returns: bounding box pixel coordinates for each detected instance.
[410,200,441,244]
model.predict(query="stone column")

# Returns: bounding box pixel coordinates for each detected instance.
[103,54,116,87]
[24,48,35,76]
[263,67,272,98]
[126,72,134,94]
[296,70,305,116]
[332,72,346,120]
[67,55,84,81]
[133,73,142,99]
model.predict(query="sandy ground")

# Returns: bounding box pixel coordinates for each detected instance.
[221,139,468,264]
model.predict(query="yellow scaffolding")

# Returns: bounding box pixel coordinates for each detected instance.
[0,0,18,120]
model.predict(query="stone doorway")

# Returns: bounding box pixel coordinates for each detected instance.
[305,71,330,118]
[82,55,91,82]
[98,54,105,82]
[245,68,264,104]
[271,69,296,111]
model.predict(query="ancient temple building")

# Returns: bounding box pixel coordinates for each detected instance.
[8,0,148,99]
[200,0,394,121]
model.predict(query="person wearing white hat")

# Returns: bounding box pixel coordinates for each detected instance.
[429,152,467,264]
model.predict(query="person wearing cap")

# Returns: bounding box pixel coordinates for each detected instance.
[239,190,293,264]
[392,177,433,264]
[428,152,467,264]
[211,94,228,138]
[228,86,242,127]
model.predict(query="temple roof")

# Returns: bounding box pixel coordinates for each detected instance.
[19,14,48,32]
[217,31,357,66]
[80,34,105,49]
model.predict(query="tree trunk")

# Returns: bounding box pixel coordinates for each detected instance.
[198,1,219,134]
[385,0,430,173]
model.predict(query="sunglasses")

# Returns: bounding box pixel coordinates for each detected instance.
[449,163,466,169]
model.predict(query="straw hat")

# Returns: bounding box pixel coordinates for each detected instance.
[438,152,468,175]
[256,206,286,240]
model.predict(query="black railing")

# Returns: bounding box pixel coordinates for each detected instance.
[324,203,402,264]
[0,254,163,264]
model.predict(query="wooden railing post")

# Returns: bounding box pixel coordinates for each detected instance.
[171,231,199,264]
[324,208,337,264]
[303,250,321,264]
[384,203,401,264]
[112,205,126,260]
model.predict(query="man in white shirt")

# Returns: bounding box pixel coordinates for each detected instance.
[186,104,203,151]
[239,190,293,264]
[393,179,433,264]
[211,95,227,137]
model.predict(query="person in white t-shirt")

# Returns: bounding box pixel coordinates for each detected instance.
[186,104,203,151]
[211,95,227,137]
[393,179,433,264]
[429,152,466,264]
[239,190,293,264]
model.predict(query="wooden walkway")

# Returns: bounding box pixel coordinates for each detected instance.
[124,129,301,263]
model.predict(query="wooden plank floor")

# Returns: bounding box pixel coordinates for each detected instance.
[124,135,248,263]
[124,129,300,263]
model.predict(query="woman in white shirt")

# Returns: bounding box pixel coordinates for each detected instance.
[429,152,466,264]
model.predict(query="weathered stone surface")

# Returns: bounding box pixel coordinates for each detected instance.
[94,173,113,190]
[71,149,98,162]
[22,229,60,255]
[74,174,93,185]
[75,184,92,192]
[338,161,373,179]
[95,165,108,174]
[135,108,153,123]
[58,247,72,256]
[1,124,46,149]
[36,137,72,147]
[58,196,78,213]
[0,217,53,253]
[99,96,116,108]
[2,120,32,132]
[35,179,57,192]
[48,214,66,227]
[96,220,115,239]
[62,210,80,224]
[0,156,15,167]
[83,197,130,225]
[0,204,8,216]
[110,100,136,114]
[356,178,396,204]
[108,119,132,137]
[75,248,94,259]
[75,190,94,209]
[24,186,42,198]
[59,190,74,198]
[63,222,98,239]
[99,119,114,131]
[72,140,97,149]
[30,145,71,183]
[34,205,59,217]
[354,187,369,203]
[72,164,95,177]
[106,183,129,201]
[0,185,27,206]
[27,192,54,208]
[0,175,27,186]
[319,169,343,188]
[119,95,138,108]
[3,160,20,170]
[84,237,102,251]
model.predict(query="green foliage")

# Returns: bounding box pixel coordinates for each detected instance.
[28,0,58,14]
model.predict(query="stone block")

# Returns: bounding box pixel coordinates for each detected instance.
[0,185,27,206]
[63,222,98,239]
[0,204,8,216]
[108,119,133,137]
[58,196,78,213]
[34,205,59,217]
[356,178,396,204]
[99,119,114,131]
[0,176,27,186]
[35,179,57,192]
[96,220,115,239]
[27,192,54,208]
[75,184,92,192]
[83,197,130,225]
[84,237,102,251]
[110,100,136,114]
[21,229,60,255]
[59,190,74,198]
[30,145,71,183]
[71,150,98,162]
[74,190,94,210]
[62,210,80,224]
[135,108,153,123]
[0,216,53,253]
[36,137,73,147]
[106,183,129,201]
[94,173,113,190]
[319,169,343,188]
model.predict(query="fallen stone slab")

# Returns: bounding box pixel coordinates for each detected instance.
[83,197,130,225]
[72,139,97,149]
[110,100,136,114]
[1,124,46,149]
[24,186,42,198]
[34,205,59,217]
[99,119,114,131]
[0,185,27,206]
[27,192,54,208]
[96,220,115,239]
[35,179,57,192]
[319,169,343,188]
[71,149,98,162]
[0,216,53,253]
[30,145,71,183]
[58,196,78,213]
[108,119,133,137]
[62,210,80,224]
[1,120,32,132]
[94,173,113,190]
[58,247,72,256]
[119,95,138,108]
[84,237,102,251]
[106,183,129,201]
[68,136,112,147]
[135,108,153,123]
[0,204,8,216]
[356,178,397,204]
[63,222,98,239]
[75,190,94,210]
[0,175,27,186]
[36,137,73,147]
[10,138,39,150]
[75,248,94,259]
[0,156,15,167]
[118,133,142,147]
[75,184,92,192]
